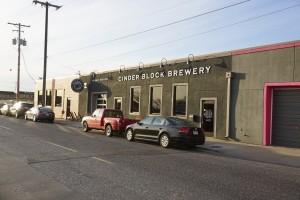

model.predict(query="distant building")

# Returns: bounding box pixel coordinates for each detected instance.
[0,91,33,104]
[34,76,80,120]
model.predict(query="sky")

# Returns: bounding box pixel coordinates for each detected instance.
[0,0,300,92]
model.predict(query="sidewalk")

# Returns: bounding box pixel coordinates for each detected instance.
[203,137,300,168]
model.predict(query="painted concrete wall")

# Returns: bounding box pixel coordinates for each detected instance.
[231,47,296,144]
[295,46,300,81]
[34,76,79,119]
[79,56,231,138]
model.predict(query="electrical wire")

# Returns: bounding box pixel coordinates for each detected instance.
[21,51,36,82]
[49,0,251,57]
[66,3,300,68]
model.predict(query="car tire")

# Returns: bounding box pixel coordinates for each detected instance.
[159,133,171,148]
[186,144,196,149]
[33,115,37,122]
[126,129,134,141]
[105,124,113,137]
[15,112,18,118]
[159,133,170,148]
[25,114,27,120]
[83,121,90,132]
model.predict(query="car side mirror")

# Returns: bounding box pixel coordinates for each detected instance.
[138,122,144,126]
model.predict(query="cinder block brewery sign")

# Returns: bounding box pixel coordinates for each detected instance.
[118,66,212,82]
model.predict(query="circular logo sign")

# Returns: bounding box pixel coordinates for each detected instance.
[71,79,84,93]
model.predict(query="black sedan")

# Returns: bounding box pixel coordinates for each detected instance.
[25,107,55,123]
[125,116,205,148]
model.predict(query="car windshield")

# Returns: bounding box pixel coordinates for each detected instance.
[23,103,33,108]
[167,117,198,127]
[39,107,53,112]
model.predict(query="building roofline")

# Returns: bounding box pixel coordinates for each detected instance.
[232,40,300,56]
[41,39,300,78]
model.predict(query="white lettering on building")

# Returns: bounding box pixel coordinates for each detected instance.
[118,66,212,82]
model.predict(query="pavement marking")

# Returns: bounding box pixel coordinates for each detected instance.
[92,157,113,164]
[0,126,10,130]
[46,141,78,153]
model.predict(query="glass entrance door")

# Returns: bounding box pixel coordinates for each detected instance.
[201,99,216,137]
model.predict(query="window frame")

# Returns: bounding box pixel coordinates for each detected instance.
[95,93,107,109]
[55,90,63,107]
[171,83,188,118]
[114,97,122,110]
[149,84,163,116]
[129,86,141,115]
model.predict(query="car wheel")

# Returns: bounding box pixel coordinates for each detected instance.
[25,114,27,120]
[33,115,37,122]
[15,112,18,118]
[159,133,170,148]
[126,129,134,141]
[105,124,113,137]
[83,121,90,132]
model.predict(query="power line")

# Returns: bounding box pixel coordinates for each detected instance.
[63,3,300,68]
[49,0,251,57]
[21,51,36,82]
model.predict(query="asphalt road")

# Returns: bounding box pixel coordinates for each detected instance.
[0,115,299,200]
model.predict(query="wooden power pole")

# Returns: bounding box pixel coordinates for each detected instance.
[33,1,62,106]
[8,22,30,101]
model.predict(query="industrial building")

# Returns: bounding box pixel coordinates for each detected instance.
[35,40,300,148]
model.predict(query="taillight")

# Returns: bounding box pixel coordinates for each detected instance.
[179,127,190,134]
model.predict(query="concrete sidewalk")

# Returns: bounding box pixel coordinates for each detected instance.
[203,137,300,168]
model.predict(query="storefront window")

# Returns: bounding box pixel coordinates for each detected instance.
[173,84,187,116]
[130,87,140,113]
[38,91,43,105]
[55,90,63,107]
[114,97,122,110]
[150,85,162,115]
[96,93,107,108]
[46,90,51,106]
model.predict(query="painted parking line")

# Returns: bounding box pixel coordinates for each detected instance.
[46,141,77,153]
[0,126,10,130]
[92,157,112,164]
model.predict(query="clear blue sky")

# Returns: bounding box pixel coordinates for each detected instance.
[0,0,300,92]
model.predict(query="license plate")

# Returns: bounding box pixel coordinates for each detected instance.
[193,130,198,135]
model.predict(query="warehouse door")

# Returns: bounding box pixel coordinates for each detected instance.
[272,89,300,148]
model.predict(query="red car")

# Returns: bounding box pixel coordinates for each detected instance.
[81,108,139,137]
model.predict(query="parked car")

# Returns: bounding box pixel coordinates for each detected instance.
[25,106,55,123]
[81,108,139,136]
[125,116,205,148]
[0,103,5,113]
[0,104,12,116]
[10,102,33,118]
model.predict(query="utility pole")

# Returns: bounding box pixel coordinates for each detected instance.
[33,1,61,106]
[8,22,30,102]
